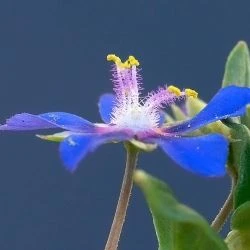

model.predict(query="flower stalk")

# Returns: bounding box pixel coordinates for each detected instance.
[211,185,234,232]
[104,143,139,250]
[211,168,237,231]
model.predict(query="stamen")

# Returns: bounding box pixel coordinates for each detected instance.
[125,56,140,67]
[185,88,198,98]
[107,54,140,69]
[167,85,181,96]
[107,54,193,131]
[107,54,122,65]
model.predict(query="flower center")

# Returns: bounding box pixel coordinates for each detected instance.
[112,105,158,131]
[107,54,198,132]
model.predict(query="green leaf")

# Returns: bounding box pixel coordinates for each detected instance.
[225,202,250,250]
[224,121,250,209]
[134,170,227,250]
[231,201,250,230]
[222,41,250,127]
[222,41,250,88]
[225,230,250,250]
[240,105,250,129]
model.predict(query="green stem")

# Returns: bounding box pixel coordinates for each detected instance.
[211,168,237,232]
[104,143,139,250]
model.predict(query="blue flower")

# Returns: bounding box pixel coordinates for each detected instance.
[1,54,250,177]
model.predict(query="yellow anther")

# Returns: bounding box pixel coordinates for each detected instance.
[127,55,140,66]
[122,60,131,69]
[167,85,181,96]
[107,54,122,64]
[122,55,140,68]
[107,54,139,69]
[185,88,198,98]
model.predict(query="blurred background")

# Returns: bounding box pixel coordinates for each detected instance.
[0,1,250,249]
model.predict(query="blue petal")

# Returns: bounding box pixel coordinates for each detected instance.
[165,86,250,134]
[59,134,97,172]
[156,134,228,177]
[39,112,94,131]
[98,93,116,123]
[0,112,94,132]
[59,129,133,171]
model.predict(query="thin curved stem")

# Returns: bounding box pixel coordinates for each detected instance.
[104,143,139,250]
[211,168,237,232]
[211,186,234,231]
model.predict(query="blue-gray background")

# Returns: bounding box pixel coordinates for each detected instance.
[0,1,250,249]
